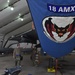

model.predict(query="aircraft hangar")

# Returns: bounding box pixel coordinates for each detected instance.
[0,0,75,75]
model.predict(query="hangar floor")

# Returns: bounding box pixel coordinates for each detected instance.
[0,53,75,75]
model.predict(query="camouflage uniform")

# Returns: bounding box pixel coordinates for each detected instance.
[13,47,22,66]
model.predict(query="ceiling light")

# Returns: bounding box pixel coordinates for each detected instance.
[20,18,24,21]
[10,6,14,11]
[21,35,23,38]
[19,13,21,16]
[11,35,14,38]
[17,13,21,18]
[7,0,10,3]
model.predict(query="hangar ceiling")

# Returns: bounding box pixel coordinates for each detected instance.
[0,0,38,47]
[0,0,31,36]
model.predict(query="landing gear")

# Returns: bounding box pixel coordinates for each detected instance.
[47,57,55,72]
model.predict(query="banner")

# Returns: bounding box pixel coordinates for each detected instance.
[27,0,75,58]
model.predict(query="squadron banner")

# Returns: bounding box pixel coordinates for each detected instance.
[27,0,75,58]
[47,4,75,13]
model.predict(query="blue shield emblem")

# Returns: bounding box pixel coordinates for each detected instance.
[27,0,75,58]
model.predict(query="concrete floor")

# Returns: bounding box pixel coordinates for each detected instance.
[0,54,75,75]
